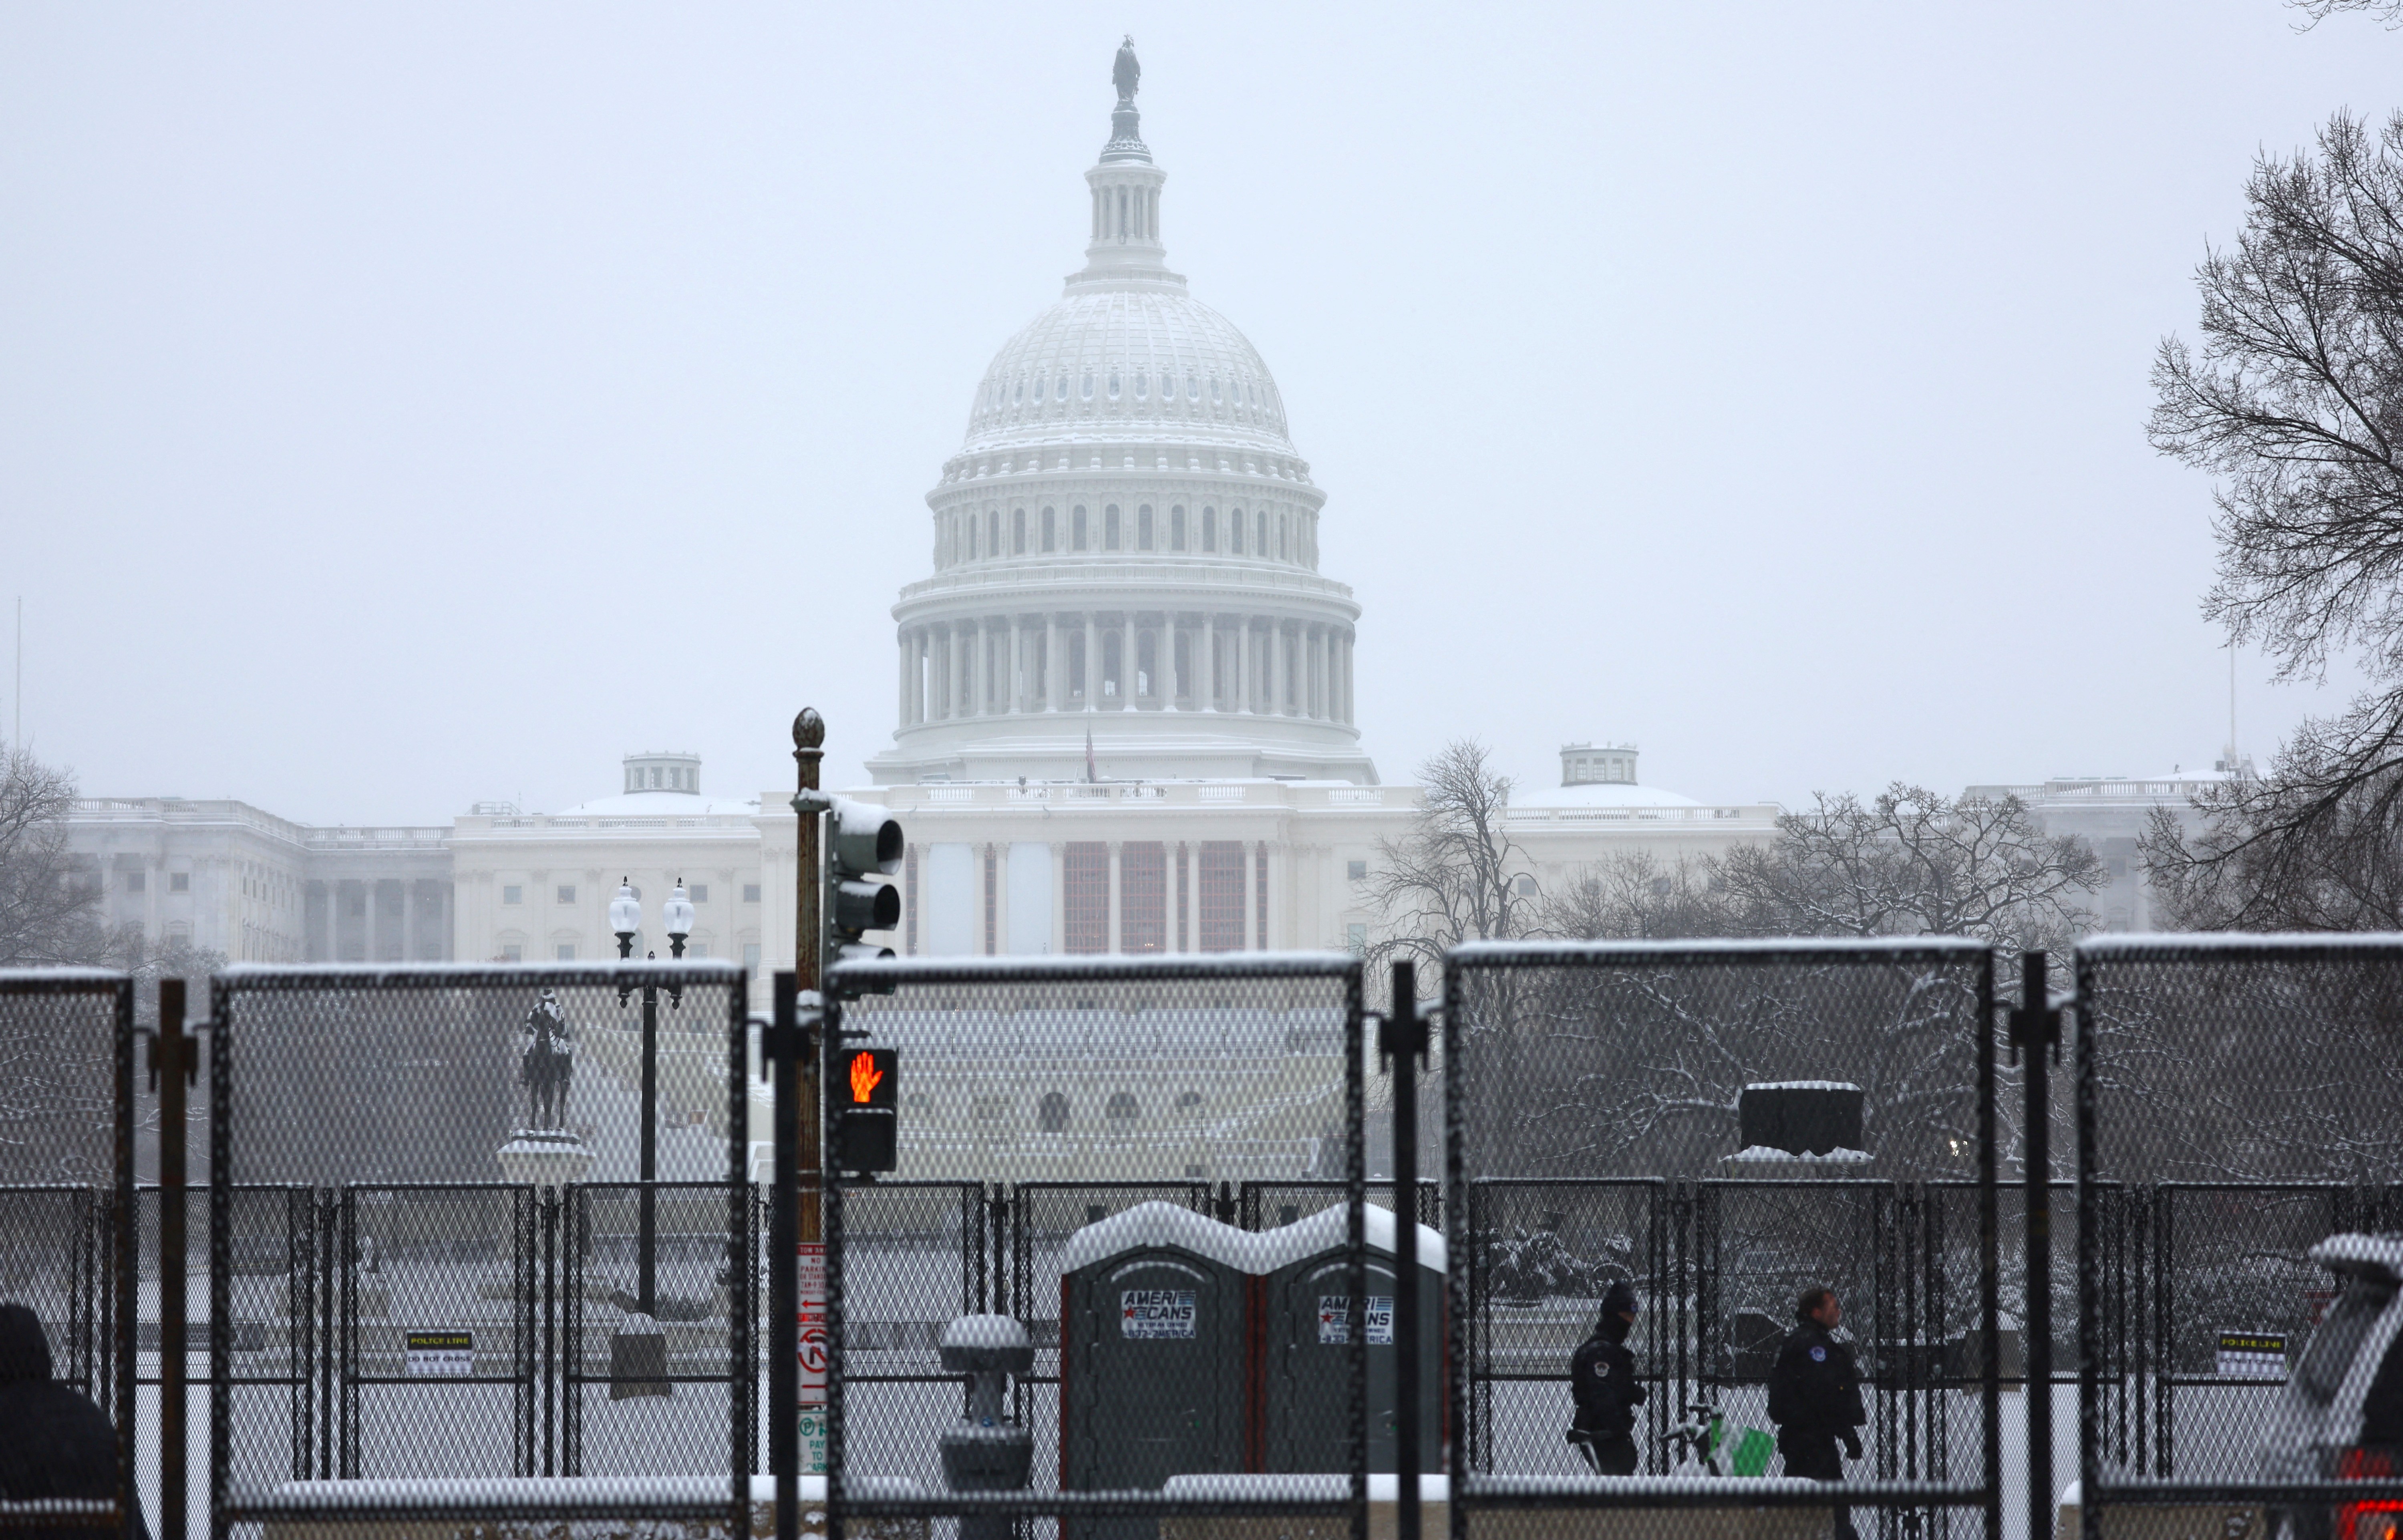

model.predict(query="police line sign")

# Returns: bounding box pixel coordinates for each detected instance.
[2217,1330,2286,1379]
[1121,1289,1197,1339]
[405,1331,472,1377]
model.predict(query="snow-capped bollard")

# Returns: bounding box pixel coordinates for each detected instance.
[609,1311,670,1400]
[938,1314,1033,1540]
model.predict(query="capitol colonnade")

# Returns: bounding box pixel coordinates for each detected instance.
[896,612,1355,724]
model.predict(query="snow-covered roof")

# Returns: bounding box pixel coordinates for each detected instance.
[1057,1200,1258,1274]
[1249,1200,1447,1274]
[1055,1198,1447,1276]
[1510,781,1700,811]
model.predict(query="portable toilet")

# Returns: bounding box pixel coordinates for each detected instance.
[1254,1202,1446,1474]
[1058,1201,1255,1537]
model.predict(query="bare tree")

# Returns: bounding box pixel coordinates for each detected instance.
[2146,112,2403,923]
[2139,753,2403,930]
[2289,0,2403,26]
[1541,849,1735,941]
[1364,739,1539,975]
[0,743,107,967]
[1717,784,2104,972]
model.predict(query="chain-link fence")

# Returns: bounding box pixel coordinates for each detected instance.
[2075,936,2403,1538]
[1443,938,2000,1540]
[824,953,1370,1540]
[0,967,136,1536]
[206,962,751,1538]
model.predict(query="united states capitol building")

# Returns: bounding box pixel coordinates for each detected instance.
[60,53,1772,994]
[58,49,2202,1009]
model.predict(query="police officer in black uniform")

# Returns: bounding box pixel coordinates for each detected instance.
[1567,1278,1646,1474]
[1768,1285,1865,1540]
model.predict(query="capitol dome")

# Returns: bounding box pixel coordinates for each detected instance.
[960,290,1296,462]
[868,48,1375,788]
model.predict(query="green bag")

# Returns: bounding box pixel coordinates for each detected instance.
[1725,1425,1777,1478]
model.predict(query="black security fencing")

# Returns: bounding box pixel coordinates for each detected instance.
[205,962,751,1539]
[1443,939,2001,1540]
[2075,936,2403,1538]
[0,967,136,1536]
[823,952,1369,1540]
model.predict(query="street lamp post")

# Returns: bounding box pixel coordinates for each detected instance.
[612,877,692,1317]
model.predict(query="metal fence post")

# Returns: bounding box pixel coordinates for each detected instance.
[1381,961,1429,1540]
[153,977,197,1540]
[2009,950,2059,1540]
[113,975,138,1540]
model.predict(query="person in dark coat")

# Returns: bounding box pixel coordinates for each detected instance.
[0,1302,144,1540]
[1567,1278,1646,1475]
[1767,1286,1864,1540]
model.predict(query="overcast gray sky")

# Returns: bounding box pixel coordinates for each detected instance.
[4,3,2397,823]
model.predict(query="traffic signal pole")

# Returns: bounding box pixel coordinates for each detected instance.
[792,709,825,1249]
[777,708,833,1536]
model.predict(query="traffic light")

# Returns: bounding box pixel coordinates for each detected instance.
[835,1046,898,1172]
[823,796,902,991]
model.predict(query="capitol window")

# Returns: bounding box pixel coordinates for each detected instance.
[1082,373,1093,400]
[1108,370,1120,399]
[1256,510,1268,555]
[1202,507,1216,551]
[1056,375,1067,401]
[986,508,1000,556]
[1137,505,1153,550]
[1013,509,1026,554]
[1169,506,1185,550]
[1211,377,1222,403]
[1105,505,1120,549]
[1187,375,1199,400]
[1044,507,1057,551]
[1073,506,1089,549]
[1230,510,1244,554]
[1134,371,1147,400]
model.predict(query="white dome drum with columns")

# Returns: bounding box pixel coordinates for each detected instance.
[871,47,1373,787]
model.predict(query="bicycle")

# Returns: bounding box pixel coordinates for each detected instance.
[1662,1401,1730,1475]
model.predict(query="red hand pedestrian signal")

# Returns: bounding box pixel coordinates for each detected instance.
[845,1047,896,1108]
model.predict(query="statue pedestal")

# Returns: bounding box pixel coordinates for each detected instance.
[497,1129,593,1190]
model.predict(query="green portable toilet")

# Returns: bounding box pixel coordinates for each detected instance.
[1058,1201,1254,1540]
[1254,1202,1445,1474]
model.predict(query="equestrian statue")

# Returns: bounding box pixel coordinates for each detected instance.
[520,988,574,1130]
